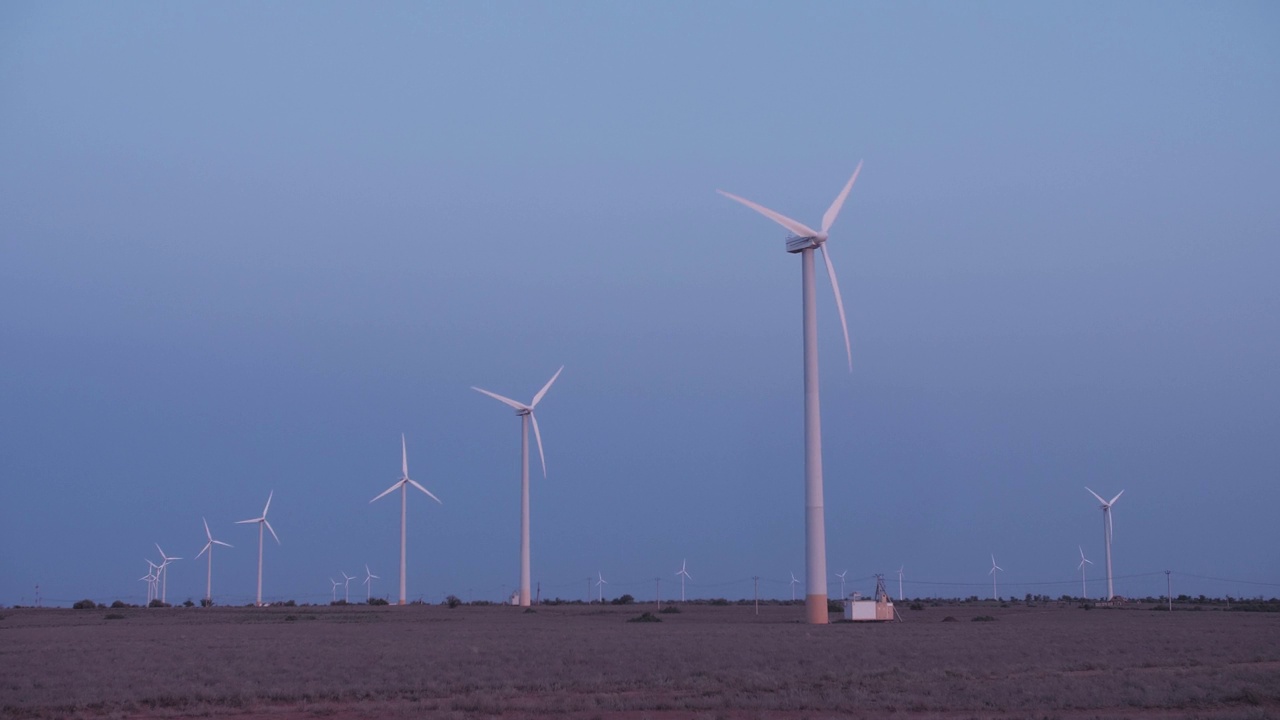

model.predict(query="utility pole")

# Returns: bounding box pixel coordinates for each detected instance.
[1166,570,1172,612]
[655,577,661,609]
[753,576,760,616]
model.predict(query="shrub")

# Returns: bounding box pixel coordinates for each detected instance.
[628,612,661,623]
[182,599,195,608]
[709,598,730,606]
[200,598,213,608]
[445,595,462,608]
[610,594,635,605]
[972,615,997,622]
[104,613,125,620]
[523,607,536,614]
[73,599,97,610]
[659,605,681,614]
[827,599,843,613]
[110,600,127,609]
[942,616,958,622]
[280,600,296,607]
[910,602,924,611]
[368,597,389,606]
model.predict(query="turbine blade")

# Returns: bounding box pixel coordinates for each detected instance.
[1085,487,1107,505]
[821,161,863,234]
[472,386,528,411]
[530,365,564,408]
[402,434,409,478]
[263,490,274,517]
[196,542,211,559]
[530,411,548,477]
[407,478,442,504]
[717,190,820,238]
[203,517,213,541]
[214,540,233,548]
[264,519,280,545]
[819,244,853,372]
[235,518,259,524]
[370,479,404,504]
[1109,490,1125,506]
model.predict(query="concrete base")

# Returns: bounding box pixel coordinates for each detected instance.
[806,594,830,624]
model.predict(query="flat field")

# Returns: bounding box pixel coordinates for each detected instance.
[2,602,1277,719]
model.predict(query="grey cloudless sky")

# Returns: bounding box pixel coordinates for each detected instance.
[2,1,1277,606]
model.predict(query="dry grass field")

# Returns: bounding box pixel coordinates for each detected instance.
[2,601,1277,719]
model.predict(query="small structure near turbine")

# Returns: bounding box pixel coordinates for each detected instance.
[842,575,897,622]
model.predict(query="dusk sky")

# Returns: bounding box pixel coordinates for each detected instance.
[2,2,1277,607]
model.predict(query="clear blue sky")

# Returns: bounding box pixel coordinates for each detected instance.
[2,1,1277,606]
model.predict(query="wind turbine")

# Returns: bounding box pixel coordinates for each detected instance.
[195,518,232,606]
[595,571,607,603]
[329,578,341,603]
[1085,488,1124,600]
[898,566,904,601]
[370,434,442,606]
[140,561,159,605]
[155,544,181,606]
[719,164,862,625]
[676,560,692,602]
[790,572,801,602]
[1077,545,1094,600]
[989,555,1003,600]
[472,366,564,608]
[836,570,848,600]
[235,490,280,607]
[341,571,356,603]
[363,564,379,602]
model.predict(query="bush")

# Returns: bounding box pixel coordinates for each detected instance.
[827,599,843,613]
[104,613,125,620]
[627,612,661,623]
[659,604,681,614]
[709,598,730,606]
[445,595,462,608]
[73,599,98,610]
[148,599,169,608]
[942,616,958,622]
[972,615,997,622]
[200,598,213,608]
[610,594,635,605]
[110,600,127,609]
[182,599,195,608]
[910,602,924,611]
[368,597,389,606]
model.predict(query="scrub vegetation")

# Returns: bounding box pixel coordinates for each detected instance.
[1,601,1277,719]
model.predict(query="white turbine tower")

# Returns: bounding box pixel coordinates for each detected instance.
[676,560,692,602]
[719,165,862,625]
[235,491,280,607]
[370,434,442,606]
[155,544,181,606]
[341,571,356,603]
[472,366,564,608]
[790,572,801,602]
[195,518,232,606]
[836,570,848,600]
[989,555,1003,600]
[595,571,607,603]
[898,566,905,601]
[1077,545,1094,600]
[364,565,379,602]
[1085,488,1124,600]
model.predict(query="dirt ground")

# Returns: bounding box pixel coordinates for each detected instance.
[2,601,1277,719]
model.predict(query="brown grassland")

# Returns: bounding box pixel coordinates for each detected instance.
[1,601,1277,719]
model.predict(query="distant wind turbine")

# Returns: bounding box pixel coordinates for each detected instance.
[370,434,442,605]
[364,565,379,602]
[329,578,341,603]
[195,518,232,606]
[341,571,356,603]
[989,555,1003,600]
[719,165,863,625]
[595,571,607,603]
[898,566,905,601]
[140,561,159,605]
[676,560,692,602]
[155,544,181,606]
[836,570,848,600]
[235,491,280,607]
[1077,545,1094,600]
[1085,488,1124,600]
[790,572,801,602]
[472,366,564,608]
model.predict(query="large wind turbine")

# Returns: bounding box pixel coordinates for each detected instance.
[1086,488,1124,600]
[989,555,1003,600]
[363,565,379,602]
[676,560,692,602]
[370,434,442,606]
[472,366,564,608]
[1077,545,1094,600]
[235,491,280,607]
[719,164,862,625]
[195,518,232,606]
